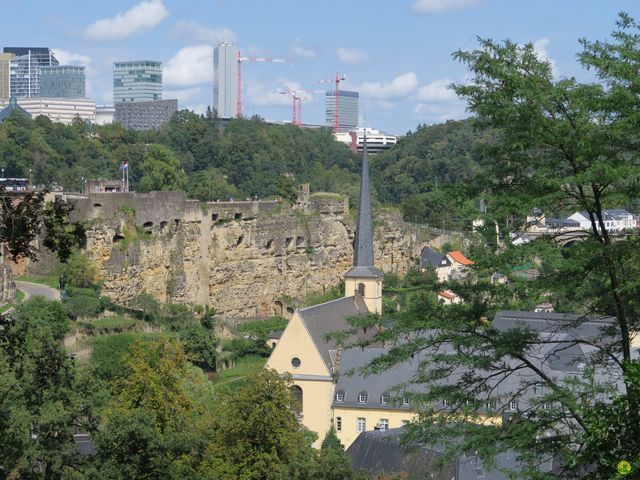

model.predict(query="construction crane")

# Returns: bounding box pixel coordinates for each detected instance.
[319,73,346,133]
[237,52,289,117]
[279,89,318,126]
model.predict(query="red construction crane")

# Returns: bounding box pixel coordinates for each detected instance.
[279,89,317,126]
[237,52,289,117]
[319,73,346,133]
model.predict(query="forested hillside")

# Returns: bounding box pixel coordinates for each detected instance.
[0,111,361,200]
[0,110,487,228]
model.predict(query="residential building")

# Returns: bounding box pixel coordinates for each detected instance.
[4,47,59,98]
[0,97,95,124]
[0,52,15,100]
[420,247,474,282]
[39,65,85,98]
[113,60,162,104]
[213,42,238,118]
[325,90,358,132]
[114,99,177,131]
[568,209,635,232]
[95,105,115,125]
[334,127,397,154]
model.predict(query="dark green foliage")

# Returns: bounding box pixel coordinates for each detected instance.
[235,317,288,337]
[188,167,237,201]
[42,198,86,263]
[223,336,271,358]
[61,250,100,288]
[65,295,103,320]
[138,144,188,192]
[129,293,162,322]
[179,324,217,370]
[90,333,161,384]
[0,187,47,261]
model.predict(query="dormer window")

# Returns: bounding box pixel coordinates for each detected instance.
[380,393,389,404]
[358,392,368,404]
[335,391,345,403]
[402,396,410,406]
[508,400,519,411]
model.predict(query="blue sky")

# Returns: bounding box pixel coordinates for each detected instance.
[4,0,639,134]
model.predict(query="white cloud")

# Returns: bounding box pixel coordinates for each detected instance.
[357,72,418,99]
[412,0,481,13]
[172,20,235,44]
[85,0,169,41]
[413,102,467,123]
[416,78,456,102]
[291,44,316,60]
[533,37,558,76]
[164,45,213,87]
[245,79,315,107]
[52,49,92,67]
[337,47,367,64]
[163,87,203,104]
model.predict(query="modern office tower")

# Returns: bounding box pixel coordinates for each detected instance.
[0,53,15,100]
[325,90,359,133]
[114,99,177,131]
[4,47,59,98]
[213,42,238,118]
[39,65,85,98]
[0,97,95,124]
[113,60,162,103]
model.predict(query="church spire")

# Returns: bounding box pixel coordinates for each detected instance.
[353,131,374,267]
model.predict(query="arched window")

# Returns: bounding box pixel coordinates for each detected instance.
[357,283,365,296]
[291,385,303,413]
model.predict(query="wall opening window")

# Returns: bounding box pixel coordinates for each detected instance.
[357,417,366,433]
[335,391,345,403]
[403,396,410,406]
[290,385,303,413]
[508,400,519,411]
[486,400,496,411]
[335,417,342,431]
[380,393,389,404]
[291,357,301,368]
[358,392,368,404]
[378,419,389,430]
[357,283,365,296]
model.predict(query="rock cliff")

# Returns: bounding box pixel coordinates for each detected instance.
[67,188,425,317]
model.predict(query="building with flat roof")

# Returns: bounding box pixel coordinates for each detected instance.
[0,97,95,124]
[326,89,358,133]
[213,42,238,119]
[113,60,162,103]
[39,65,85,98]
[4,47,59,98]
[335,127,397,154]
[0,53,15,100]
[95,105,115,125]
[114,99,177,131]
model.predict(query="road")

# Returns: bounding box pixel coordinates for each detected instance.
[15,281,60,301]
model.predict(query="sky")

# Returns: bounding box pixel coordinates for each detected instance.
[3,0,639,135]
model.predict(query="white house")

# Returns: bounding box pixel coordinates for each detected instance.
[568,210,635,232]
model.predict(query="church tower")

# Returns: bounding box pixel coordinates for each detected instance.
[344,134,383,314]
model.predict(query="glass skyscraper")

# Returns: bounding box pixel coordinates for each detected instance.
[113,60,162,103]
[213,42,238,118]
[4,47,59,98]
[39,65,85,98]
[325,90,359,133]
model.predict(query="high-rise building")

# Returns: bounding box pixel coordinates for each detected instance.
[0,53,15,100]
[113,60,162,103]
[39,65,85,98]
[325,90,359,133]
[213,42,238,118]
[4,47,59,98]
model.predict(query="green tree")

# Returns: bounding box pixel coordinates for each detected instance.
[42,198,86,263]
[361,14,640,479]
[0,298,89,479]
[199,369,316,479]
[188,167,237,201]
[94,337,216,479]
[0,187,47,261]
[138,144,188,192]
[61,250,101,288]
[179,324,217,370]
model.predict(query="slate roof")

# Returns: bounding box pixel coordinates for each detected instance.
[333,347,421,410]
[347,427,555,480]
[267,329,283,340]
[297,295,371,371]
[420,246,449,269]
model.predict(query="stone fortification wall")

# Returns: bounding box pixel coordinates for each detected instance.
[69,190,424,317]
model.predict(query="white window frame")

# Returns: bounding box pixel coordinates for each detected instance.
[508,400,519,411]
[403,396,410,406]
[486,400,496,411]
[358,392,368,404]
[335,391,344,403]
[378,418,389,430]
[380,393,389,404]
[357,417,366,433]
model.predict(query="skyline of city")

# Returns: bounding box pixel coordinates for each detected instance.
[1,0,639,133]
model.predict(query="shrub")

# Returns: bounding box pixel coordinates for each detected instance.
[65,295,103,320]
[61,250,101,288]
[179,324,217,370]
